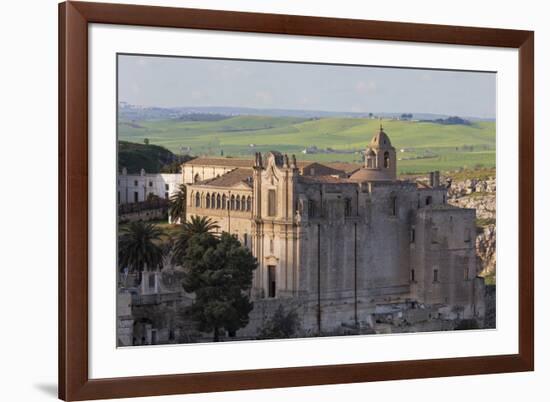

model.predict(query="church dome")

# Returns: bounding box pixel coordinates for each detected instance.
[370,126,392,148]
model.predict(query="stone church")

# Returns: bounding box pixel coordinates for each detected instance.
[182,127,485,335]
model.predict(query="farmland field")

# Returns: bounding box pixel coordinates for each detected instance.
[118,116,495,174]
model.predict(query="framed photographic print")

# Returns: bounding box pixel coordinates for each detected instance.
[59,1,534,400]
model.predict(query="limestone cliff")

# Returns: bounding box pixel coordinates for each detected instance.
[447,176,496,277]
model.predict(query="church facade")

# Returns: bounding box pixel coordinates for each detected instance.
[183,128,485,334]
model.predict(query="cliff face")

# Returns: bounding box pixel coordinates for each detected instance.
[475,225,496,276]
[447,176,496,277]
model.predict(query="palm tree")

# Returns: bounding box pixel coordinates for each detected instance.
[172,215,220,265]
[118,221,164,280]
[169,184,187,224]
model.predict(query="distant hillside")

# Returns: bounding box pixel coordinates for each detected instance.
[175,113,231,122]
[422,116,472,125]
[118,141,178,174]
[119,102,494,122]
[117,115,496,174]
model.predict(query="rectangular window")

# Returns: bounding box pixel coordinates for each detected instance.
[133,191,139,203]
[165,192,169,199]
[134,180,138,186]
[148,274,155,289]
[268,265,276,298]
[391,196,397,216]
[433,269,439,282]
[410,269,415,282]
[149,181,153,187]
[270,239,274,253]
[308,199,315,218]
[344,198,352,217]
[165,184,169,190]
[243,233,248,247]
[410,227,416,243]
[464,266,469,281]
[267,189,276,216]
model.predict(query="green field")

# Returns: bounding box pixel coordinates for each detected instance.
[118,116,495,174]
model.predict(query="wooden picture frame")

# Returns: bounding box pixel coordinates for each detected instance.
[59,1,534,400]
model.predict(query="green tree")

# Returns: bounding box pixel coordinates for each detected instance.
[147,193,160,202]
[169,184,187,224]
[143,138,150,145]
[258,305,300,340]
[118,221,164,278]
[182,232,257,341]
[172,215,219,265]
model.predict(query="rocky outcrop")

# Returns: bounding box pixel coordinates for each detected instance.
[448,192,495,220]
[446,175,496,277]
[447,177,496,199]
[476,224,496,276]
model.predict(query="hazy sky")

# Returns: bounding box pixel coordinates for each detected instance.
[118,54,496,118]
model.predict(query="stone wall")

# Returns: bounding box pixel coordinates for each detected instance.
[119,207,167,223]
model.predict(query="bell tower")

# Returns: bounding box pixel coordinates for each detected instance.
[351,124,397,182]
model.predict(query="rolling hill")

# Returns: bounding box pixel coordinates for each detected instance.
[117,141,178,174]
[118,116,495,174]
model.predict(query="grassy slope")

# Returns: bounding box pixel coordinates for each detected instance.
[118,116,495,174]
[118,140,176,173]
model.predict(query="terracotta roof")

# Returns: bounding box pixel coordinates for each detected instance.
[184,156,316,169]
[184,157,255,168]
[184,156,360,178]
[323,162,362,175]
[299,175,353,184]
[197,168,254,188]
[299,162,347,177]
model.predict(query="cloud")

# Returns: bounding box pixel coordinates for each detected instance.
[355,80,377,94]
[255,91,273,104]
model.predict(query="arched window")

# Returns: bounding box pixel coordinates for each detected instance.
[246,196,252,211]
[222,194,227,209]
[383,151,390,168]
[241,196,246,211]
[230,195,235,210]
[366,156,373,168]
[206,193,211,208]
[194,173,201,183]
[236,196,241,211]
[195,192,200,207]
[216,194,221,209]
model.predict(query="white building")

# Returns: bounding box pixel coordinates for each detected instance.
[117,168,182,204]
